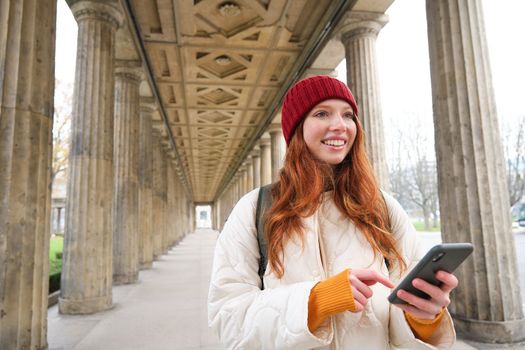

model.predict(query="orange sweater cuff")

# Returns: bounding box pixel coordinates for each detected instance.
[307,269,356,332]
[405,307,446,342]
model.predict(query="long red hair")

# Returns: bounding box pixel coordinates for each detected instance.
[265,116,406,278]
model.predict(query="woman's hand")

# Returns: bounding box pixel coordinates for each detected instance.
[348,269,395,312]
[393,271,458,319]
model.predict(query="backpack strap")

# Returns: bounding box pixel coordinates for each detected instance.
[255,184,273,289]
[380,191,391,270]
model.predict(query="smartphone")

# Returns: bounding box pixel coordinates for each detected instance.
[388,243,474,304]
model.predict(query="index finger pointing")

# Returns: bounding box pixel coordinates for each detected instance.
[354,269,395,289]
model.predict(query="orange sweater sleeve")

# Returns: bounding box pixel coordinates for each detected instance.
[405,308,446,343]
[307,269,357,332]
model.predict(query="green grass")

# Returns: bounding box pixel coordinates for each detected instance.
[412,220,441,232]
[49,236,64,275]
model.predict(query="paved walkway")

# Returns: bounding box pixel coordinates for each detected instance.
[48,229,222,350]
[48,229,525,349]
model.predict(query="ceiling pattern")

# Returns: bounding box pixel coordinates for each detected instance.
[129,0,335,202]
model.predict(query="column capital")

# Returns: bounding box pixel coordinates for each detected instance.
[258,136,271,147]
[69,0,124,28]
[267,123,282,135]
[115,64,143,84]
[152,120,164,133]
[140,97,157,113]
[151,127,162,138]
[237,165,247,173]
[160,137,171,148]
[302,68,338,78]
[338,11,388,43]
[250,146,260,158]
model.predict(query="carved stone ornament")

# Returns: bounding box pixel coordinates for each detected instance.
[218,2,241,17]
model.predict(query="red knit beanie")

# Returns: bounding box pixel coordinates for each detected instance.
[281,75,358,145]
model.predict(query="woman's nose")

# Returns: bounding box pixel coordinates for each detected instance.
[329,114,347,130]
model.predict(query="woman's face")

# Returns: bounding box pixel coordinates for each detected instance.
[302,99,357,165]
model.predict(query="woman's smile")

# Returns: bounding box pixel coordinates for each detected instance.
[303,99,357,165]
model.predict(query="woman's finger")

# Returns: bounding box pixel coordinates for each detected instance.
[351,286,368,309]
[352,298,365,313]
[348,272,373,299]
[436,271,459,293]
[396,289,442,316]
[394,303,436,320]
[411,278,450,307]
[352,269,395,289]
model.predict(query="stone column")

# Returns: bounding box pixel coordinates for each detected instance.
[151,130,163,259]
[183,198,189,234]
[168,162,177,246]
[166,162,173,246]
[268,124,286,182]
[238,174,244,199]
[214,200,221,230]
[220,192,226,226]
[175,176,183,242]
[339,12,390,190]
[246,158,254,192]
[259,136,272,185]
[58,208,63,234]
[159,146,169,252]
[189,200,195,233]
[231,179,236,204]
[180,190,186,235]
[55,208,61,234]
[0,0,56,347]
[244,167,250,194]
[427,0,525,343]
[251,147,261,188]
[138,100,154,269]
[60,0,123,315]
[239,166,246,195]
[112,64,142,285]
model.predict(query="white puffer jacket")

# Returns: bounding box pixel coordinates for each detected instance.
[208,188,456,349]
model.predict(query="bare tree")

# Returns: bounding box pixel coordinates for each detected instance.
[388,117,439,231]
[52,80,72,184]
[404,131,439,230]
[389,129,411,208]
[503,115,525,207]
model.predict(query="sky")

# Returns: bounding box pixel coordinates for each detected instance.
[55,0,525,165]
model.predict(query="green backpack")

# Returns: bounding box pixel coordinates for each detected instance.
[254,184,390,290]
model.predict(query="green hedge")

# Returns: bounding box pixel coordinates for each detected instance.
[49,272,61,294]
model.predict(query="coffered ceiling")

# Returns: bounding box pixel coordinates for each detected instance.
[123,0,353,202]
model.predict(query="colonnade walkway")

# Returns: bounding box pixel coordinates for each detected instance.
[47,229,525,350]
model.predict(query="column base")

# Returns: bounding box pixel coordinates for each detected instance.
[453,314,525,343]
[113,272,139,285]
[59,294,112,315]
[140,261,153,269]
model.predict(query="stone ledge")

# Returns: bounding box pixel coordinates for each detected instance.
[48,291,60,308]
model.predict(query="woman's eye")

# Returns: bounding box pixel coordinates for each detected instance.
[314,111,328,118]
[343,113,354,119]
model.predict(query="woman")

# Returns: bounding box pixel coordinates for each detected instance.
[208,75,457,349]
